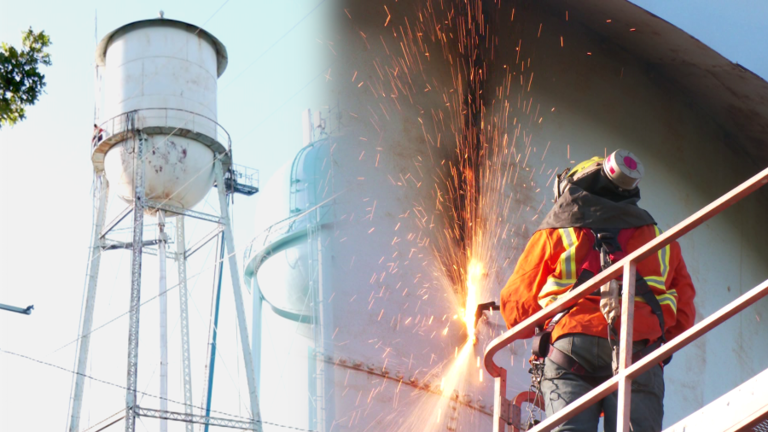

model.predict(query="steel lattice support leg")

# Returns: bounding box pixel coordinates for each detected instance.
[158,211,169,432]
[214,159,263,432]
[309,208,327,432]
[69,174,109,432]
[176,216,194,432]
[125,133,146,432]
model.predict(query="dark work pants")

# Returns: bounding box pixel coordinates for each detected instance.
[540,334,665,432]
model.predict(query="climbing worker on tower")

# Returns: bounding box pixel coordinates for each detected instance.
[499,150,697,432]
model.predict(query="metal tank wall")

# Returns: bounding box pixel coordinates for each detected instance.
[482,2,768,427]
[96,19,228,211]
[246,143,329,432]
[245,1,507,430]
[248,135,501,432]
[101,20,222,122]
[102,135,217,209]
[246,1,768,431]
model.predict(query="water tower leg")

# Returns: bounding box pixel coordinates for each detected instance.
[308,207,327,432]
[125,133,146,432]
[204,232,225,432]
[157,211,169,432]
[68,173,109,432]
[213,159,263,432]
[175,216,194,432]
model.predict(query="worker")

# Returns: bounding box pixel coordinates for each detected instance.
[499,150,696,432]
[92,123,104,146]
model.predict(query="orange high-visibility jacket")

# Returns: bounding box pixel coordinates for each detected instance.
[500,225,696,343]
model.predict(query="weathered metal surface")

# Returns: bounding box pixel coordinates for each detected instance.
[95,18,230,212]
[95,18,228,78]
[98,20,223,119]
[535,0,768,170]
[103,135,215,213]
[485,2,768,425]
[664,367,768,432]
[91,109,231,174]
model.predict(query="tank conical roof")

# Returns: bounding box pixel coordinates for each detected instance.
[95,17,228,77]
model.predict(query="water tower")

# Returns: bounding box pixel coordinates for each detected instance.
[69,17,261,432]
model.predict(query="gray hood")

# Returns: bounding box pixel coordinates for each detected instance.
[538,169,655,230]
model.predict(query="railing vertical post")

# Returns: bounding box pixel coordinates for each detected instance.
[617,261,636,432]
[493,367,508,432]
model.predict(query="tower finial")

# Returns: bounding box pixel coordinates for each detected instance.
[159,10,165,19]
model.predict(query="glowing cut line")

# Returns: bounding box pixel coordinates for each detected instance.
[463,259,483,343]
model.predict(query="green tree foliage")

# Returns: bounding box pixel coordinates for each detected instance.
[0,28,52,129]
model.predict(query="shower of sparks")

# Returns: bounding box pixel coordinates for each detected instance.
[328,0,559,430]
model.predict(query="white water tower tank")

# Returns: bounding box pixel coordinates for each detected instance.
[92,18,230,212]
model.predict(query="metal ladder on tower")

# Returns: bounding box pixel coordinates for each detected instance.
[483,166,768,432]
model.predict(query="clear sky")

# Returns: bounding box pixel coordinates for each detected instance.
[0,1,766,431]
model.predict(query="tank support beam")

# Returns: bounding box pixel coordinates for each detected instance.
[308,207,327,431]
[176,216,194,432]
[100,204,132,239]
[214,158,263,431]
[184,225,224,259]
[135,406,258,430]
[145,201,224,224]
[204,232,225,432]
[158,211,169,432]
[68,173,109,432]
[125,133,146,432]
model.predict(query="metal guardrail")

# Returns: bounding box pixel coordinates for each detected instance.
[230,164,259,192]
[93,107,232,152]
[484,167,768,432]
[243,211,310,269]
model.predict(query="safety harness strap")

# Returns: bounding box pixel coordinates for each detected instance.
[634,275,668,344]
[543,269,595,333]
[590,227,668,344]
[546,340,663,377]
[532,226,672,368]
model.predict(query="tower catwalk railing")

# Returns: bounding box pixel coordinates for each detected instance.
[94,107,231,151]
[484,167,768,432]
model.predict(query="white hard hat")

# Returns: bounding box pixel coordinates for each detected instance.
[553,150,644,202]
[602,149,644,190]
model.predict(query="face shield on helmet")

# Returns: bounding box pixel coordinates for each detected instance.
[553,150,644,202]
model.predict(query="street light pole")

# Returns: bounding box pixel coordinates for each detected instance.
[0,303,34,315]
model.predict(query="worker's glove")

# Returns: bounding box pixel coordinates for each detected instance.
[600,279,621,326]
